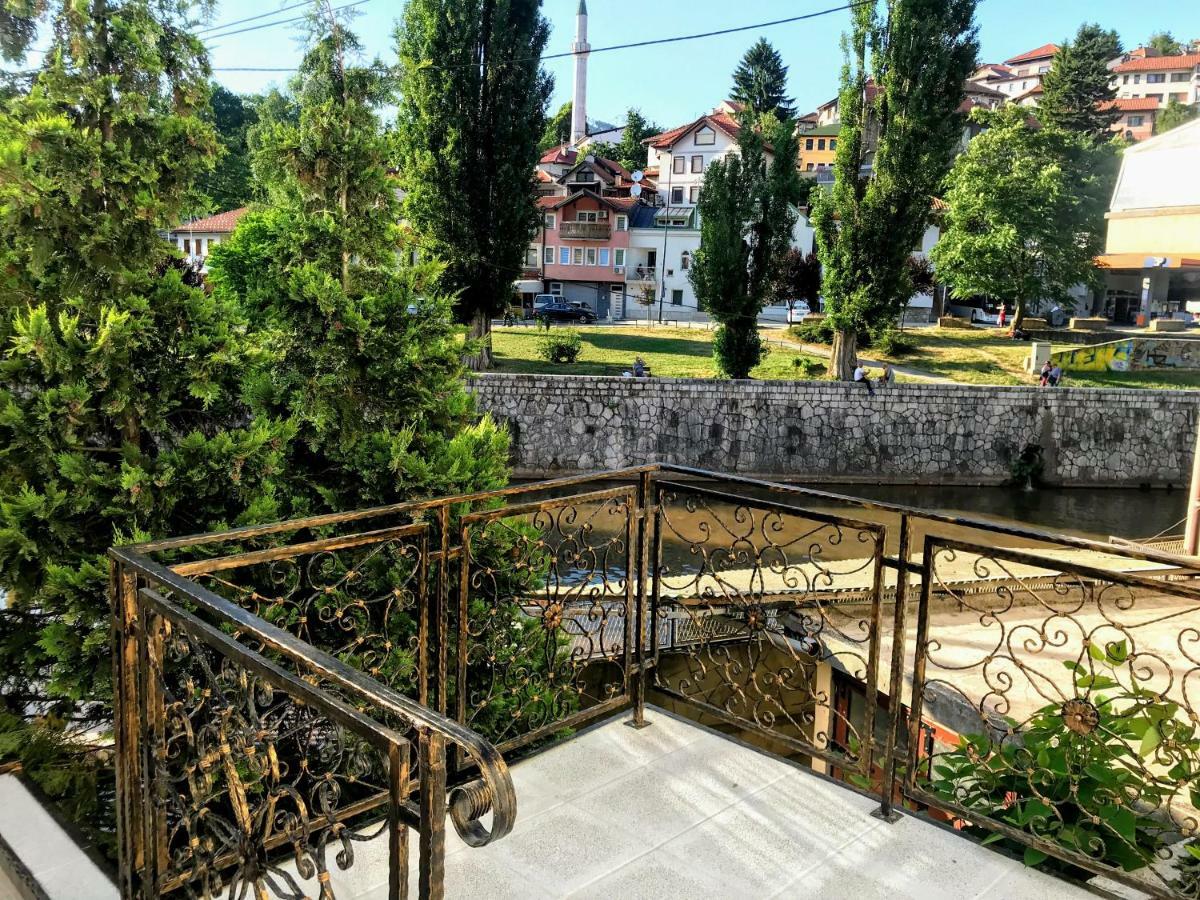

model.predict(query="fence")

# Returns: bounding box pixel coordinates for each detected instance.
[111,464,1200,899]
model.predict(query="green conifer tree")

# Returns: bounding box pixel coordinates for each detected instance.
[731,38,795,119]
[1040,24,1123,143]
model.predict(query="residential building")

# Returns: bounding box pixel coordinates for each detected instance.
[1111,51,1200,108]
[534,190,636,318]
[968,43,1058,102]
[1104,97,1161,142]
[798,124,839,175]
[166,206,248,268]
[1095,118,1200,321]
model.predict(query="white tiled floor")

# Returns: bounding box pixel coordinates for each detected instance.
[314,709,1101,899]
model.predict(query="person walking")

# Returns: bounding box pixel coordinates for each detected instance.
[853,362,875,396]
[997,305,1007,328]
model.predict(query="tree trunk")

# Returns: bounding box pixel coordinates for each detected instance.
[465,309,494,371]
[828,329,858,380]
[1011,298,1028,332]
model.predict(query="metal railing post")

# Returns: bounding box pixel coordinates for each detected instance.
[875,513,911,823]
[418,730,447,900]
[628,469,653,728]
[389,740,411,900]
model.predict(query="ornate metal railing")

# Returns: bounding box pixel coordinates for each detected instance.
[111,463,1200,899]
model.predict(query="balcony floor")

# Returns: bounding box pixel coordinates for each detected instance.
[323,709,1097,899]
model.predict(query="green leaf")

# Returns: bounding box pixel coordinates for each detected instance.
[980,832,1006,847]
[1023,847,1049,867]
[1088,643,1106,662]
[1140,725,1161,758]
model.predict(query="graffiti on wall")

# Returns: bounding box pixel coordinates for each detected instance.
[1050,338,1200,372]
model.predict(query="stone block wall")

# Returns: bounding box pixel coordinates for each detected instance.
[469,374,1200,486]
[1051,338,1200,372]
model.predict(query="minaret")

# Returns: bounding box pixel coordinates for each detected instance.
[570,0,589,148]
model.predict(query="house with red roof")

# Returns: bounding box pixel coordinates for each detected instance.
[969,43,1059,102]
[1103,97,1162,142]
[167,207,249,268]
[1110,51,1200,108]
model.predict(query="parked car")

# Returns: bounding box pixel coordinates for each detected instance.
[785,300,812,324]
[533,294,557,311]
[537,302,597,324]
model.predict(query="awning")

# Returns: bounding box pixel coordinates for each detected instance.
[514,279,542,293]
[1095,253,1200,269]
[655,207,692,219]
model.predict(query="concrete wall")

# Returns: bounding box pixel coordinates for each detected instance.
[1051,337,1200,372]
[469,374,1200,486]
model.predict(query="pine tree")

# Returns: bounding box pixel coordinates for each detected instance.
[690,114,802,378]
[814,0,978,379]
[1040,24,1122,142]
[208,11,510,515]
[194,84,260,212]
[0,0,291,710]
[731,38,795,119]
[396,0,553,370]
[1147,32,1184,56]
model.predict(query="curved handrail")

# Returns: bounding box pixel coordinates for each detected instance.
[109,546,517,847]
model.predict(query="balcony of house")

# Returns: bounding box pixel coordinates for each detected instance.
[559,221,612,241]
[100,465,1200,900]
[625,264,658,286]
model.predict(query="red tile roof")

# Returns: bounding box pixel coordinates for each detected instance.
[1113,52,1200,73]
[645,111,742,149]
[1102,97,1161,112]
[540,146,579,165]
[172,207,249,233]
[536,195,563,209]
[1004,43,1059,65]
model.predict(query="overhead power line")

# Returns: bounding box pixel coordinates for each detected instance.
[197,1,319,35]
[211,0,875,73]
[203,0,372,42]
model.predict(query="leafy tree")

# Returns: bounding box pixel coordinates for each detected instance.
[1040,24,1122,142]
[194,84,260,211]
[209,14,510,514]
[770,249,822,307]
[396,0,553,370]
[592,108,660,172]
[731,38,795,119]
[690,114,802,378]
[1156,98,1200,134]
[1147,31,1184,56]
[539,100,572,152]
[0,0,290,711]
[931,105,1111,331]
[814,0,979,379]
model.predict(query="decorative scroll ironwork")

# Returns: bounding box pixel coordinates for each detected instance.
[905,538,1200,896]
[651,482,885,775]
[459,487,636,754]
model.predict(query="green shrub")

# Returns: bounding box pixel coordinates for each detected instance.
[713,325,765,379]
[537,329,583,364]
[788,319,834,344]
[873,327,916,357]
[792,356,825,378]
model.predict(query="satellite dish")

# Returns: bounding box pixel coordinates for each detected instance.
[631,170,644,183]
[630,184,643,198]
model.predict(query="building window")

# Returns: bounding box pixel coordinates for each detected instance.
[688,186,700,203]
[544,213,556,229]
[681,251,691,271]
[671,187,684,204]
[615,214,627,231]
[691,155,703,173]
[1038,65,1049,73]
[182,238,191,254]
[1145,94,1162,103]
[1171,72,1190,82]
[582,247,594,266]
[1133,74,1141,84]
[671,289,683,306]
[829,138,837,150]
[673,156,686,174]
[1128,115,1144,126]
[614,248,626,267]
[545,246,555,264]
[560,247,571,265]
[1172,92,1189,103]
[574,170,594,182]
[599,248,610,266]
[525,247,538,267]
[806,138,814,150]
[573,247,584,265]
[818,139,826,150]
[694,126,715,146]
[1147,73,1166,84]
[1122,74,1130,84]
[577,211,598,222]
[806,162,814,171]
[550,282,563,296]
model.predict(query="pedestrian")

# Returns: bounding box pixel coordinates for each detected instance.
[997,305,1007,328]
[1048,363,1063,387]
[853,362,875,396]
[1039,360,1052,388]
[881,362,895,387]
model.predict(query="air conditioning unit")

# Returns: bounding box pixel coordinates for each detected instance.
[614,266,624,274]
[597,210,609,219]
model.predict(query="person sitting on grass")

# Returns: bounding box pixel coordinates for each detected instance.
[853,362,875,396]
[632,357,647,378]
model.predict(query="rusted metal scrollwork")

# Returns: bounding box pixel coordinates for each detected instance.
[650,482,886,777]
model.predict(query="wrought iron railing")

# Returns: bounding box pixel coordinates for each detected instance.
[111,464,1200,899]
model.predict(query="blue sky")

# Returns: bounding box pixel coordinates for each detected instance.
[203,0,1200,129]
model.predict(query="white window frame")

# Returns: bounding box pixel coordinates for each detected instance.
[672,156,686,174]
[525,247,538,267]
[599,248,610,266]
[577,211,598,222]
[1128,115,1144,126]
[1147,73,1166,84]
[573,247,584,265]
[560,247,571,265]
[550,282,563,296]
[544,246,555,265]
[544,213,556,229]
[688,186,700,203]
[690,155,703,173]
[615,215,627,231]
[681,251,691,271]
[694,126,715,146]
[614,248,626,267]
[586,247,597,266]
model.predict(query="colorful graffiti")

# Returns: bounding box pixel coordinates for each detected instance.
[1050,338,1200,372]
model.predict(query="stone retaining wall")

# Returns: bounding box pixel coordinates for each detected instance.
[469,374,1200,486]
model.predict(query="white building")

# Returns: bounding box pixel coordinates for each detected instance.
[1110,51,1200,108]
[166,207,248,269]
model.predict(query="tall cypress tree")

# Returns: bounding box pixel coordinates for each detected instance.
[731,39,795,119]
[209,11,510,514]
[814,0,978,379]
[0,0,291,710]
[1040,24,1123,143]
[395,0,553,369]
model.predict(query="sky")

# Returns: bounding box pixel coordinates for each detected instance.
[197,0,1200,130]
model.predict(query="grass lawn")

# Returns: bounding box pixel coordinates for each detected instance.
[491,325,826,380]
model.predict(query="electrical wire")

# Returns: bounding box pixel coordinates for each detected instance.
[196,0,320,35]
[203,0,371,42]
[211,0,876,72]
